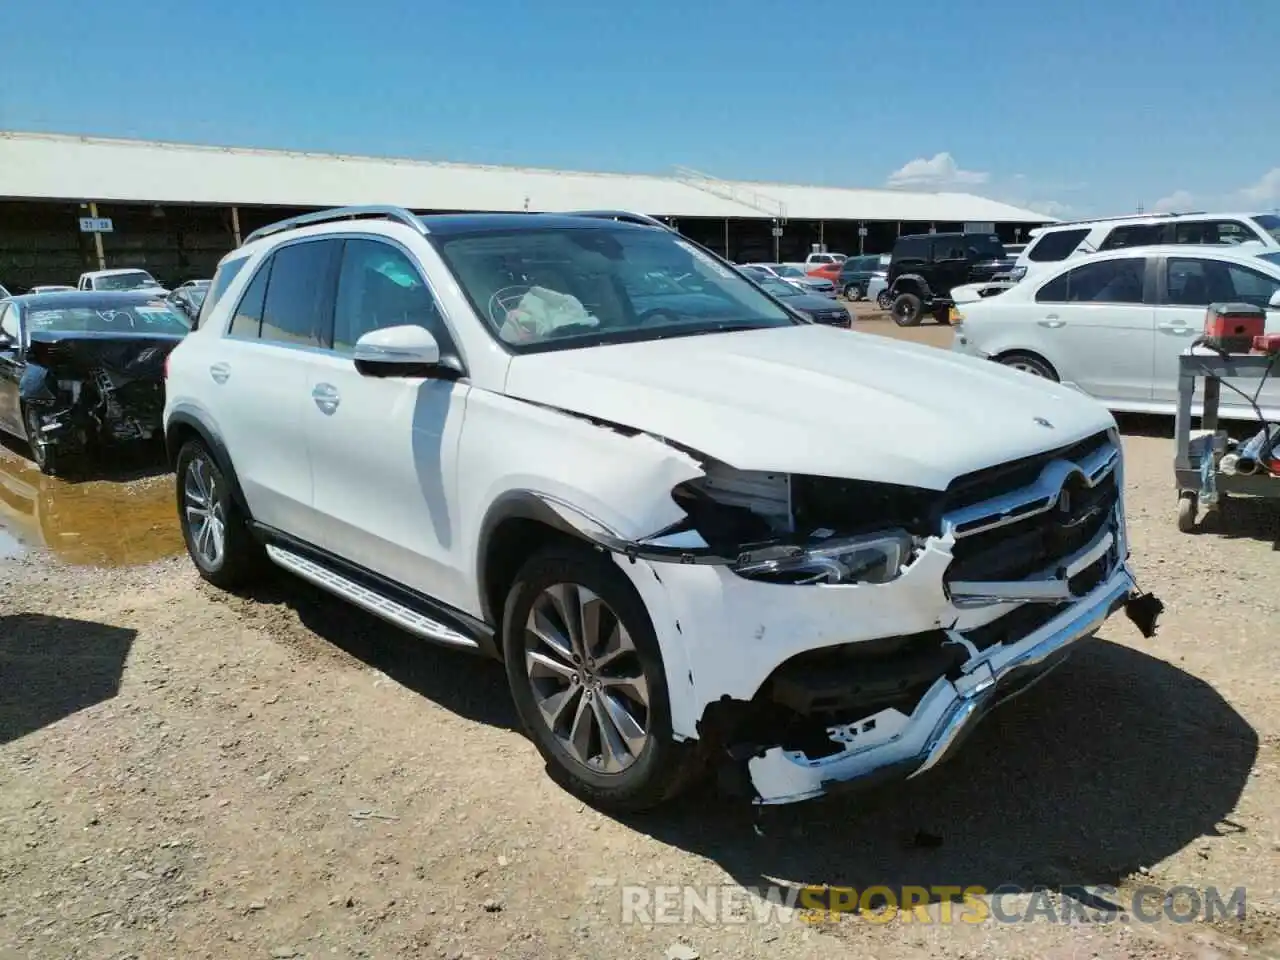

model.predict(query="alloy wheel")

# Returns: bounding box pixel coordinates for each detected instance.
[523,582,650,774]
[184,455,226,567]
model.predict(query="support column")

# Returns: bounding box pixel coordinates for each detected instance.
[818,220,825,250]
[88,201,106,270]
[723,218,730,259]
[231,205,242,246]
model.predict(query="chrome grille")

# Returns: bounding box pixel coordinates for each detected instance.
[940,432,1123,588]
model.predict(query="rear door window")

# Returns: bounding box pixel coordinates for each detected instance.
[1036,258,1147,304]
[259,239,342,348]
[1027,228,1090,262]
[1098,223,1165,251]
[1173,220,1259,246]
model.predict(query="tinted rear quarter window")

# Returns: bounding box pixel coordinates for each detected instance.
[1027,228,1090,262]
[229,260,271,338]
[195,256,248,331]
[895,237,929,259]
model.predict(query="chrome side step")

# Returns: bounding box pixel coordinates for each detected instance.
[264,544,479,649]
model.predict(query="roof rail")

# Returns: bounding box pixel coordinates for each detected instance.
[561,210,674,231]
[1038,211,1186,229]
[242,205,427,245]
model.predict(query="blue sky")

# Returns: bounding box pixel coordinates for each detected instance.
[2,0,1278,219]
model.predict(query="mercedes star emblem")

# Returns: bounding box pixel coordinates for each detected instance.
[1034,416,1054,428]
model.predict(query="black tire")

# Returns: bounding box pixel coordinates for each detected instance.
[996,351,1059,382]
[876,289,893,311]
[175,439,265,589]
[22,403,59,476]
[842,283,863,301]
[891,292,923,327]
[502,543,697,812]
[935,308,952,326]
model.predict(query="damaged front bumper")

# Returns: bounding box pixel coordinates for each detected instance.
[745,562,1139,805]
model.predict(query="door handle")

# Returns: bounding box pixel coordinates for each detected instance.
[312,382,340,415]
[1157,322,1195,334]
[1037,316,1064,328]
[209,362,230,384]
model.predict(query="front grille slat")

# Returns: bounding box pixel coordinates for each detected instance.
[941,430,1121,588]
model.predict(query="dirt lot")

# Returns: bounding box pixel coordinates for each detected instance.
[3,312,1280,960]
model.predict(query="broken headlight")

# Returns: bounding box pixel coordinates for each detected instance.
[733,530,915,586]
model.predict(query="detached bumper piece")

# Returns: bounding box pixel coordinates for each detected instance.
[743,564,1140,805]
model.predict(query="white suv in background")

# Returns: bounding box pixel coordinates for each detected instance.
[953,245,1280,418]
[163,206,1157,810]
[1012,211,1280,280]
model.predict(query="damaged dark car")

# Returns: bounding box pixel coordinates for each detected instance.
[0,291,190,475]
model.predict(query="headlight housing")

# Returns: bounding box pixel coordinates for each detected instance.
[1010,265,1028,282]
[733,530,915,586]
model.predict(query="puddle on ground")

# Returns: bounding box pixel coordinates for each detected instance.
[0,449,184,567]
[0,525,25,560]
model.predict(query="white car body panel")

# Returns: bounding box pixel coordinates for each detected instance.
[954,245,1280,420]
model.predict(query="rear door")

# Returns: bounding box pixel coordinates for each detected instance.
[213,238,342,541]
[1030,256,1157,403]
[1152,255,1280,411]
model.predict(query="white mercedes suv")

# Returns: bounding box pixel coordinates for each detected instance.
[163,206,1159,810]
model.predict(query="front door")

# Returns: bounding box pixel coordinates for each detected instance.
[1030,256,1156,403]
[0,304,23,435]
[1152,255,1280,413]
[302,237,472,611]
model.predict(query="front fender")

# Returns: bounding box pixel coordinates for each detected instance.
[18,363,58,403]
[165,404,252,517]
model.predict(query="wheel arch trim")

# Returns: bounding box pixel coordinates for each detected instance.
[165,407,252,517]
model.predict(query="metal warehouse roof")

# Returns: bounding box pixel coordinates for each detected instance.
[0,131,1055,224]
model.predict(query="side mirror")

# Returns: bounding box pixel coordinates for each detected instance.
[353,324,454,379]
[1269,289,1280,310]
[0,332,12,350]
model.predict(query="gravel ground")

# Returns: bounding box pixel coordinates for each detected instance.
[2,317,1280,959]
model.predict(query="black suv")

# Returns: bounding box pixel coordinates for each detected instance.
[884,232,1010,326]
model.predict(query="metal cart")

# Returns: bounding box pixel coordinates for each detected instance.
[1173,350,1280,532]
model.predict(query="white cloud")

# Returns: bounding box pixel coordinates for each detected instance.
[1152,189,1195,213]
[886,152,990,190]
[1026,199,1073,217]
[1240,168,1280,205]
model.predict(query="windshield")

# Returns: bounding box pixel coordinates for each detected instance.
[1256,251,1280,268]
[25,300,190,335]
[774,265,804,278]
[95,271,160,292]
[1254,214,1280,244]
[435,226,798,352]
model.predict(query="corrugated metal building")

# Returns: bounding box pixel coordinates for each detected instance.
[0,131,1055,290]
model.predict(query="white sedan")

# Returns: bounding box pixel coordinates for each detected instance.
[952,245,1280,420]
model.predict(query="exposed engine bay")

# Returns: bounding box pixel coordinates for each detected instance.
[20,331,182,463]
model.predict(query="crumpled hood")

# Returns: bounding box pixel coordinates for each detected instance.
[502,324,1116,490]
